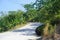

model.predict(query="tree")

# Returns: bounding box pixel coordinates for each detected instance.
[33,0,44,10]
[33,0,60,39]
[24,4,34,11]
[24,4,38,21]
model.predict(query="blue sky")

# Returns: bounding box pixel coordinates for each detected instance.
[0,0,36,12]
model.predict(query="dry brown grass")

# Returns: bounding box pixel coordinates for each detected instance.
[43,23,49,37]
[9,23,26,31]
[42,23,60,40]
[54,33,60,40]
[42,23,55,40]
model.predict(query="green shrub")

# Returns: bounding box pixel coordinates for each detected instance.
[35,24,45,36]
[0,10,28,32]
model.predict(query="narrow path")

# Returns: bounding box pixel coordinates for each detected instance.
[0,22,42,40]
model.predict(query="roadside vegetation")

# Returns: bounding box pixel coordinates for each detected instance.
[34,0,60,40]
[0,9,38,32]
[0,0,60,39]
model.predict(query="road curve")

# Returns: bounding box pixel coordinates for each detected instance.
[0,22,42,40]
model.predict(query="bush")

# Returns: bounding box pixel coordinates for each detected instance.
[35,24,45,36]
[0,11,27,32]
[50,18,60,26]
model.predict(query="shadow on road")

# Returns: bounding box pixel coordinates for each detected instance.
[30,23,41,26]
[12,23,41,36]
[13,28,36,36]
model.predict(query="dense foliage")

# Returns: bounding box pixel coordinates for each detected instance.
[0,9,38,32]
[0,10,26,32]
[35,24,45,36]
[34,0,60,38]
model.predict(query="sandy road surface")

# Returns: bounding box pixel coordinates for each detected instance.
[0,22,42,40]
